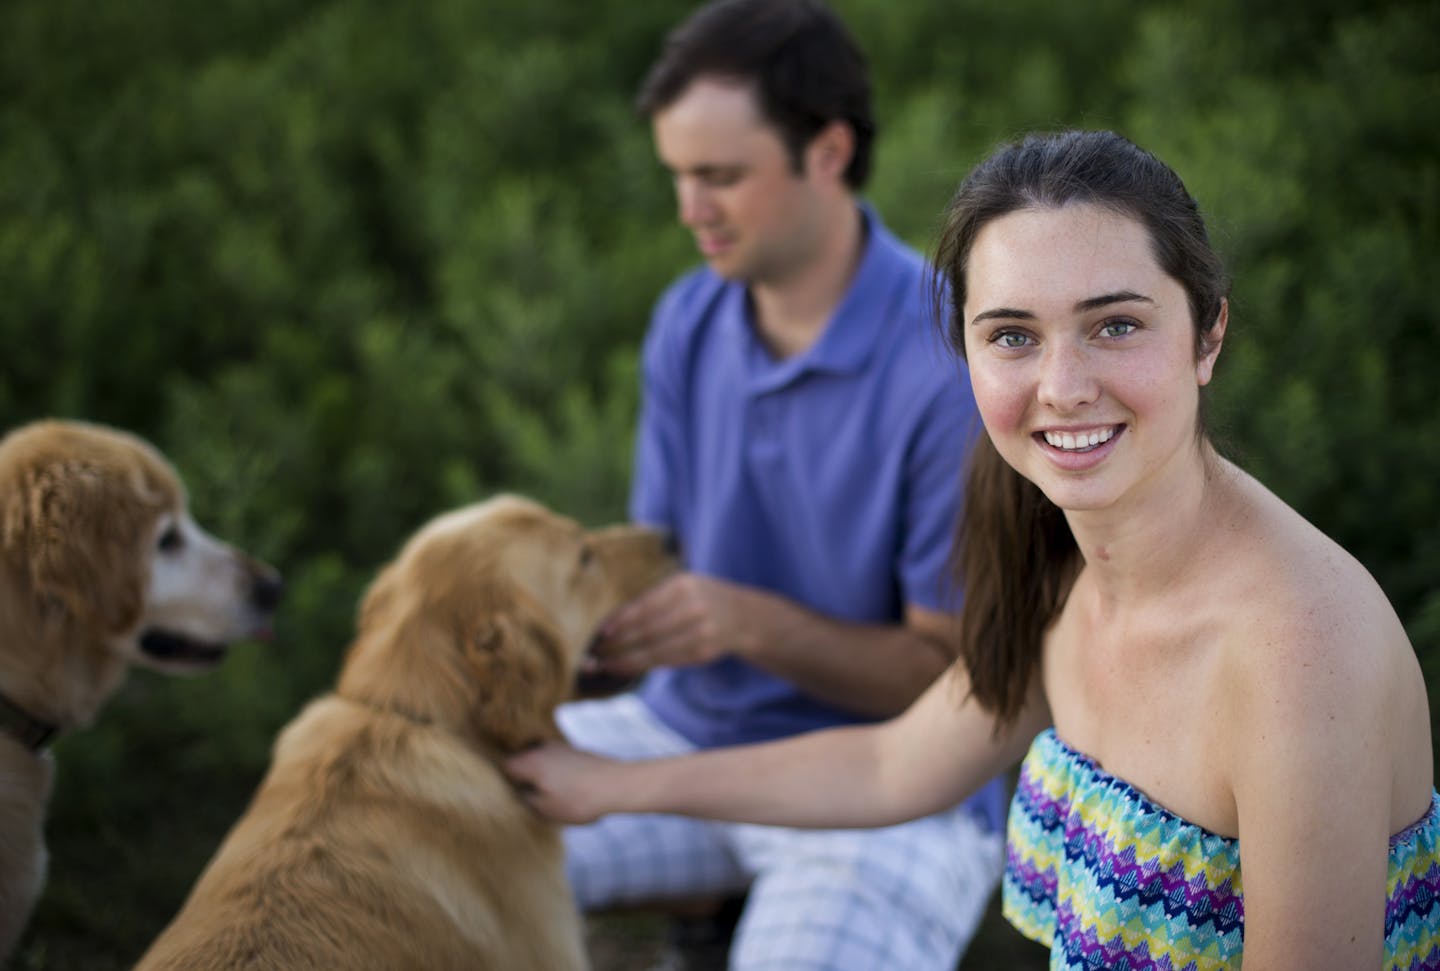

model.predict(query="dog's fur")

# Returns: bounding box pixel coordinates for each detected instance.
[0,419,282,959]
[136,495,674,971]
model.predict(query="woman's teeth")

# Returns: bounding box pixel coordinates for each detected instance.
[1043,427,1116,451]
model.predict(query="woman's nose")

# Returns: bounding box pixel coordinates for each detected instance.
[1036,341,1100,411]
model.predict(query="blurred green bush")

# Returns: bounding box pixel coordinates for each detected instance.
[1,0,1434,966]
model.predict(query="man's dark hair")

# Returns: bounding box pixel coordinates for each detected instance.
[636,0,875,189]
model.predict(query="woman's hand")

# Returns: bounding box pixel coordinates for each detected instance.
[503,741,627,825]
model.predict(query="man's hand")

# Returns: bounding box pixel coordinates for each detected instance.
[584,571,954,717]
[586,572,755,677]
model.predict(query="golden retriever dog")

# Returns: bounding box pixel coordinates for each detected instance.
[0,419,283,960]
[136,494,674,971]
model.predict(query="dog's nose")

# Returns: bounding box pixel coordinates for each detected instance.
[250,570,285,611]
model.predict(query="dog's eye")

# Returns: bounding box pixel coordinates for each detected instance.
[578,546,594,569]
[157,525,184,553]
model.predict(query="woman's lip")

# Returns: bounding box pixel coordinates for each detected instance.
[1033,425,1125,470]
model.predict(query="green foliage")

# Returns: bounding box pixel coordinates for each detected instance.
[0,0,1435,966]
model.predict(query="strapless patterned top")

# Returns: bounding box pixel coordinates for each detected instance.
[1004,728,1440,971]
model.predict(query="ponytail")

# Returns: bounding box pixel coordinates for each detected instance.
[953,433,1077,729]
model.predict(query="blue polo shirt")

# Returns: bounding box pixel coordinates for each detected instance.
[630,207,1006,829]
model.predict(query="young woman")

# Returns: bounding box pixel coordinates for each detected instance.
[506,130,1439,970]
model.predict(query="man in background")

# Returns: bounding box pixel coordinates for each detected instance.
[558,2,1009,967]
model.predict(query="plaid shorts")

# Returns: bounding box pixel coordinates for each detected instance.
[558,694,1006,971]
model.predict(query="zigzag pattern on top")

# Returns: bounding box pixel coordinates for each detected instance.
[1389,797,1440,971]
[1002,728,1440,971]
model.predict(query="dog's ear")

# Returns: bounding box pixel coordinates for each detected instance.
[338,562,467,725]
[2,460,148,632]
[467,595,570,753]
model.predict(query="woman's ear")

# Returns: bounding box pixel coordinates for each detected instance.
[1197,298,1228,386]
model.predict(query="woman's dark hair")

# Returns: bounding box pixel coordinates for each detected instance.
[935,129,1231,729]
[635,0,875,190]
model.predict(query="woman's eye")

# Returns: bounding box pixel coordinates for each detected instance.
[989,330,1031,349]
[1099,319,1138,339]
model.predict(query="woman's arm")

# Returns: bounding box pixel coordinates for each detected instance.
[1225,610,1417,970]
[505,664,1049,828]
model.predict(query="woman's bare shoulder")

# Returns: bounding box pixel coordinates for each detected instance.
[1209,465,1411,705]
[1208,466,1433,830]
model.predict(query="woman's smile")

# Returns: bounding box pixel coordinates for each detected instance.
[1040,425,1120,452]
[1034,424,1125,472]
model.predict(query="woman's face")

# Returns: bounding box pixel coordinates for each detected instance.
[960,203,1223,514]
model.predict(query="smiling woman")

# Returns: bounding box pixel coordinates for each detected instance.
[938,130,1230,731]
[506,130,1440,971]
[936,129,1437,971]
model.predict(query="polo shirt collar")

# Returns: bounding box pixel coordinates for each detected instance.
[731,203,911,394]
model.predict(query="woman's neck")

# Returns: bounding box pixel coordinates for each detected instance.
[1065,443,1233,612]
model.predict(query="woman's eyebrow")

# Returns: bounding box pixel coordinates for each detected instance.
[969,290,1155,327]
[969,307,1033,325]
[1074,290,1153,313]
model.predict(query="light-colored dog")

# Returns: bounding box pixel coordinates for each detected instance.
[136,495,674,971]
[0,419,282,960]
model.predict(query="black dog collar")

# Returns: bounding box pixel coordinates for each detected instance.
[0,690,58,752]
